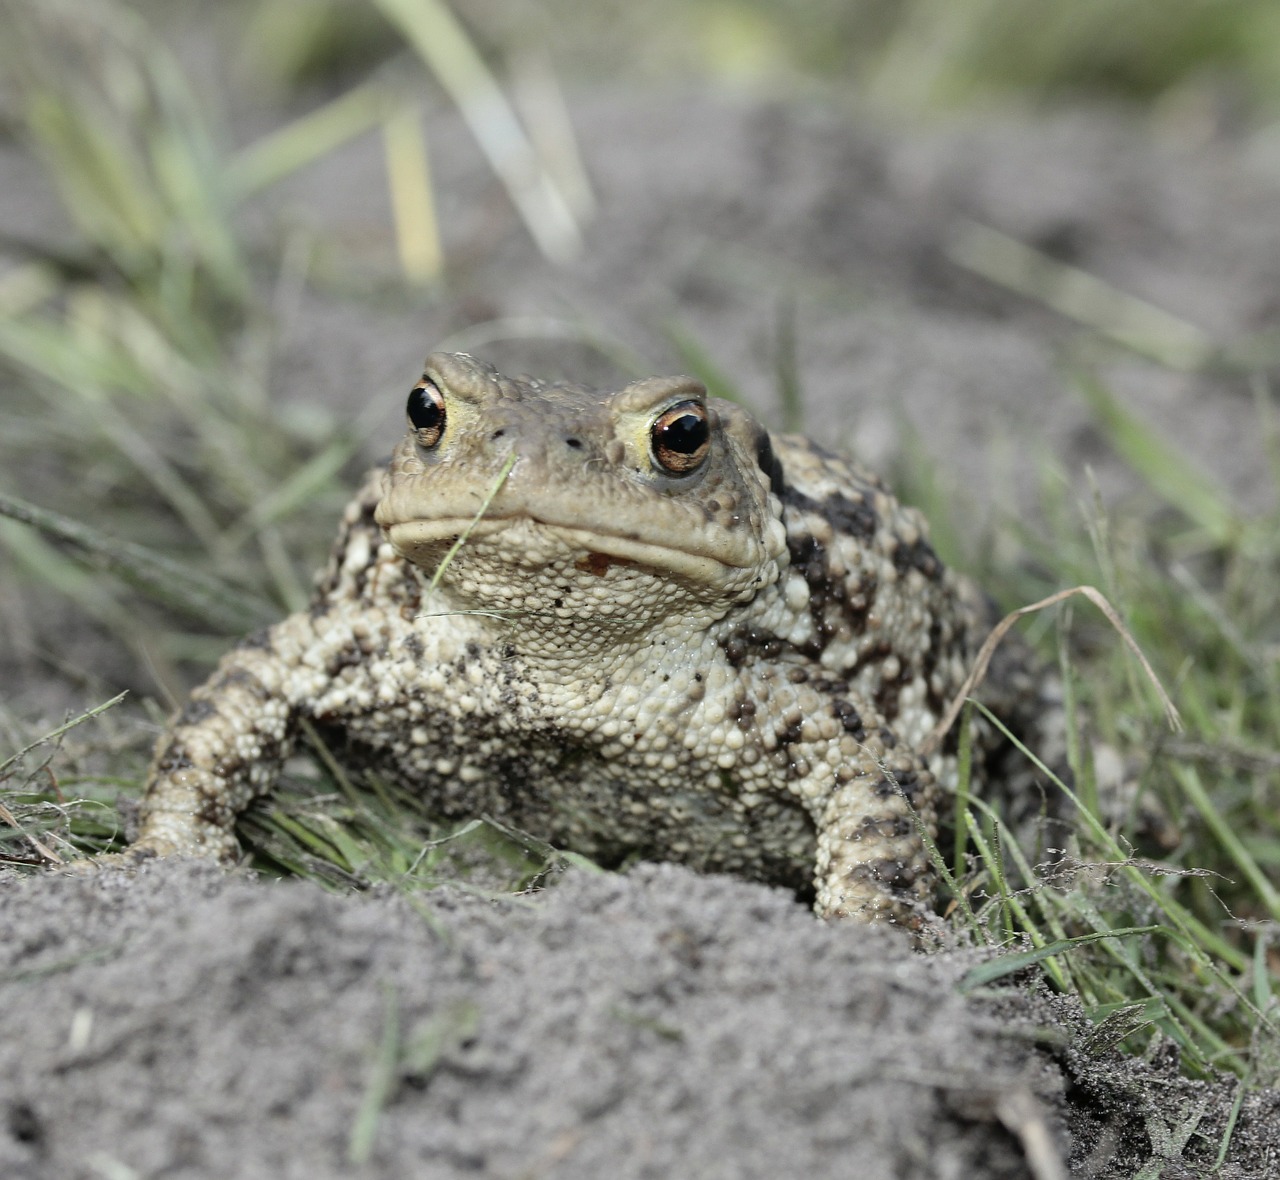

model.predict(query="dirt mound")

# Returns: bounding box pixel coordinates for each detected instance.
[3,860,1273,1178]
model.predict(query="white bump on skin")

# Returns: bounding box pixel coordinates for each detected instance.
[784,574,810,613]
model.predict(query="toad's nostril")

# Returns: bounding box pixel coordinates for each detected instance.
[565,437,582,449]
[491,429,506,441]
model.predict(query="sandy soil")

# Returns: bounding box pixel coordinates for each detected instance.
[3,62,1280,1180]
[4,859,1278,1180]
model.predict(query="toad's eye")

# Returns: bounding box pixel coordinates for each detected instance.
[651,401,710,475]
[407,378,446,447]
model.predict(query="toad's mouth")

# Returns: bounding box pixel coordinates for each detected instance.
[383,514,750,586]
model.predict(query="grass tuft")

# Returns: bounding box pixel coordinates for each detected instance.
[0,693,131,867]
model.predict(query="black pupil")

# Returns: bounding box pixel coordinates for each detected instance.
[660,412,708,454]
[407,384,443,431]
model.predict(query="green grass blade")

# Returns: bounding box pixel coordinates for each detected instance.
[664,322,748,405]
[348,984,400,1166]
[0,491,273,632]
[1173,762,1280,921]
[948,220,1217,370]
[1074,372,1241,546]
[958,926,1161,993]
[227,80,391,198]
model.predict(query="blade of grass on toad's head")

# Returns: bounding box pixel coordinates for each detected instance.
[0,491,274,633]
[428,453,516,592]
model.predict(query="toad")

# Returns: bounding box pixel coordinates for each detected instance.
[130,352,1052,922]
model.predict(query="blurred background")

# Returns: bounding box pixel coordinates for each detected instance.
[2,0,1278,722]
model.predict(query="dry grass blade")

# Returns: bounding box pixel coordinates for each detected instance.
[371,0,584,263]
[508,50,596,221]
[0,799,64,865]
[382,103,443,284]
[0,691,129,866]
[0,690,128,779]
[921,585,1181,758]
[947,220,1216,371]
[994,1089,1068,1180]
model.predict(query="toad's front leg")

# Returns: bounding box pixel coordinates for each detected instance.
[809,746,940,923]
[130,613,327,863]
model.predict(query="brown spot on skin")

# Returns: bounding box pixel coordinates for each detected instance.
[872,661,904,723]
[782,523,881,655]
[811,677,848,695]
[870,777,898,799]
[219,668,274,702]
[853,814,913,841]
[156,748,195,774]
[922,617,948,714]
[783,486,879,543]
[755,428,787,497]
[850,857,917,891]
[177,699,217,727]
[775,716,804,748]
[888,767,927,807]
[786,757,811,781]
[787,534,828,588]
[819,491,879,543]
[326,643,363,676]
[575,552,617,576]
[721,625,787,667]
[397,579,423,621]
[213,755,244,779]
[893,537,943,581]
[830,699,865,739]
[731,698,757,730]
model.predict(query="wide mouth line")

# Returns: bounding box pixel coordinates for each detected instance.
[385,513,747,569]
